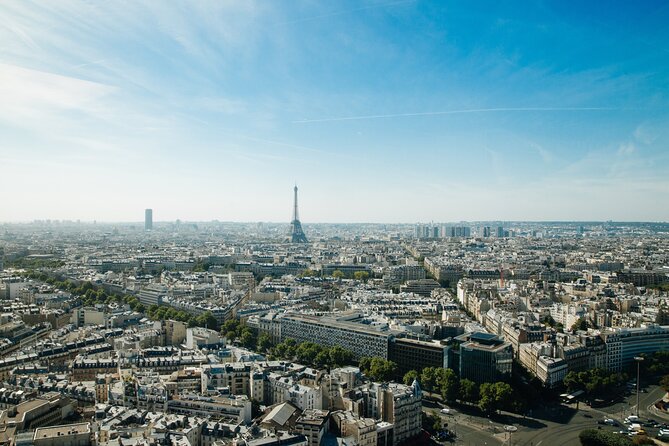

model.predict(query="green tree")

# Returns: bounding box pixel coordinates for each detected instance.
[196,311,218,330]
[459,379,479,404]
[273,338,298,359]
[315,350,331,368]
[328,346,354,368]
[420,367,438,393]
[332,270,345,280]
[541,315,556,328]
[478,382,514,415]
[492,382,514,412]
[354,271,370,282]
[438,368,460,404]
[403,370,419,386]
[221,319,240,336]
[565,368,626,398]
[478,383,496,415]
[240,328,256,349]
[360,357,397,382]
[571,317,589,332]
[296,342,323,364]
[578,428,634,446]
[257,333,272,353]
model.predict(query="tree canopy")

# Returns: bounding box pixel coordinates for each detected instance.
[271,339,355,369]
[564,368,626,398]
[359,357,397,382]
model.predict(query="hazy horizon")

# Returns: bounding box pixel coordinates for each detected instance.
[1,1,668,222]
[2,218,667,225]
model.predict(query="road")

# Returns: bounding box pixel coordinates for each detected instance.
[424,385,669,446]
[512,385,669,446]
[424,405,503,446]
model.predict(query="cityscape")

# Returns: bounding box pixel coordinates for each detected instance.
[1,2,669,446]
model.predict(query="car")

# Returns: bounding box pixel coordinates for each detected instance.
[604,418,617,426]
[440,408,452,414]
[504,426,517,432]
[437,430,456,441]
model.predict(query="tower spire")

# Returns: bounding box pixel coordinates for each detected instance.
[293,185,299,222]
[290,185,308,243]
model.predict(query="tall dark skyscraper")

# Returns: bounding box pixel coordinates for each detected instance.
[145,209,153,231]
[289,186,308,243]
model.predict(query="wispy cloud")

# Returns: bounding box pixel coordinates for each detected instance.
[0,63,114,121]
[269,0,415,27]
[617,142,637,156]
[292,107,617,123]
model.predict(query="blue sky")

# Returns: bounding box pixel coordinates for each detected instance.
[1,0,668,223]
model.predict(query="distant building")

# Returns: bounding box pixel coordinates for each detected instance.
[330,411,377,446]
[399,279,440,297]
[295,409,329,446]
[167,394,252,424]
[616,269,669,287]
[349,381,422,446]
[145,208,153,231]
[186,327,222,349]
[164,319,188,346]
[616,324,669,368]
[33,423,91,446]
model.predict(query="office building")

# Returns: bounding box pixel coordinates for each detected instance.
[145,208,153,231]
[388,337,447,377]
[279,314,391,359]
[452,332,513,383]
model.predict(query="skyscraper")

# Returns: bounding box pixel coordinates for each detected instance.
[289,186,308,243]
[145,209,153,231]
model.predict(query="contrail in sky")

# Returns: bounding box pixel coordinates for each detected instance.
[292,107,617,124]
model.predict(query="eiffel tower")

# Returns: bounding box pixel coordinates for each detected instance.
[290,185,308,243]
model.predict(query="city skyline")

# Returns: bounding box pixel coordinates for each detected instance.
[1,1,668,222]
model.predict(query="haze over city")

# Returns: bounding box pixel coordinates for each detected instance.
[1,0,668,222]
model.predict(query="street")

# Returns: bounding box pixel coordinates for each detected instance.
[424,385,669,446]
